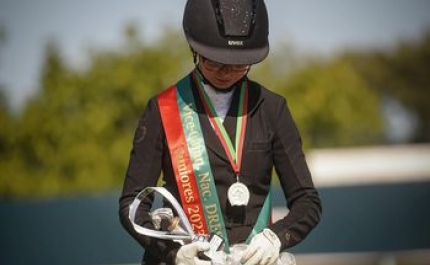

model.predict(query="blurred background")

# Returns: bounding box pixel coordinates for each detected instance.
[1,0,429,264]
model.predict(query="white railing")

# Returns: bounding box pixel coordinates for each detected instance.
[307,144,430,187]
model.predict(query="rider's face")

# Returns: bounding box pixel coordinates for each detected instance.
[198,56,250,89]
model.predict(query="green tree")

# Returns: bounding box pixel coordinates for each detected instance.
[0,27,191,198]
[348,32,430,142]
[0,91,11,154]
[252,53,384,149]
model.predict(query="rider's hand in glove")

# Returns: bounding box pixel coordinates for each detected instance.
[175,240,211,265]
[241,228,281,265]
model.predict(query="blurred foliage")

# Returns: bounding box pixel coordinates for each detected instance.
[253,56,383,149]
[0,26,191,198]
[0,24,6,48]
[346,33,430,142]
[0,25,429,198]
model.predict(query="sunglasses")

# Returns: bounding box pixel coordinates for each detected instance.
[201,57,250,73]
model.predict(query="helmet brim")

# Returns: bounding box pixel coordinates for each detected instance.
[188,37,269,65]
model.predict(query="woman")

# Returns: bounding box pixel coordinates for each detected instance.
[119,0,321,264]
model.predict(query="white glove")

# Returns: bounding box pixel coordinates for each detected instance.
[241,229,281,265]
[175,240,212,265]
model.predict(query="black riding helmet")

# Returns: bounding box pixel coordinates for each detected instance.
[183,0,269,65]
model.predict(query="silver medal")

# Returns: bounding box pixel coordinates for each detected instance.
[228,182,250,206]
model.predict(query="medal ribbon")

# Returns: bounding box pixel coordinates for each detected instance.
[193,70,248,179]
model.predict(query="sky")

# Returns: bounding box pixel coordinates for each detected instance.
[1,0,430,110]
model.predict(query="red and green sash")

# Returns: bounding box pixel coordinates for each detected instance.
[157,71,272,251]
